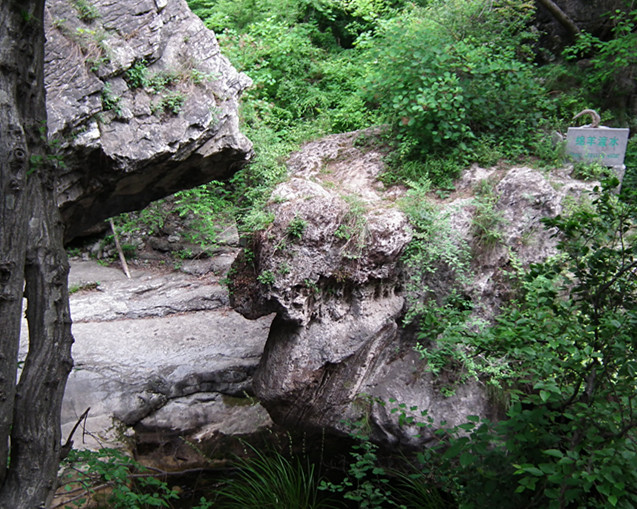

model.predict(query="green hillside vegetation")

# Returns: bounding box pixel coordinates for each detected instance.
[167,0,637,240]
[189,0,635,190]
[103,1,637,507]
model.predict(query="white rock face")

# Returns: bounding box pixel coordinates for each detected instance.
[44,0,253,240]
[21,260,273,455]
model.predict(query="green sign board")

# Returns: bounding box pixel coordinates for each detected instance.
[566,127,630,167]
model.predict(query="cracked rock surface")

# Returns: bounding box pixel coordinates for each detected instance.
[230,130,597,447]
[45,0,252,241]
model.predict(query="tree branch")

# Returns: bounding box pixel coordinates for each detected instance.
[593,260,637,305]
[60,407,91,461]
[537,0,580,36]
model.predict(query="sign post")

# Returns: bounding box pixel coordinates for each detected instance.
[565,110,629,184]
[565,127,630,167]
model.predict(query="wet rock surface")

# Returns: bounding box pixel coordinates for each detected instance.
[45,0,252,241]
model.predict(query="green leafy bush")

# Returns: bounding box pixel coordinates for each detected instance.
[230,120,319,234]
[190,0,377,135]
[361,0,544,161]
[563,7,637,118]
[220,19,334,127]
[112,180,233,252]
[319,430,398,508]
[57,448,179,508]
[257,270,276,286]
[173,180,234,248]
[399,181,471,326]
[125,60,151,89]
[409,182,637,508]
[287,215,308,240]
[112,200,166,238]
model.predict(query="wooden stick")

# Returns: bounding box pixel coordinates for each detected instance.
[109,218,131,279]
[60,407,90,460]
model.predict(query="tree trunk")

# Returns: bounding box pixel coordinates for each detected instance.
[0,1,75,507]
[0,0,40,489]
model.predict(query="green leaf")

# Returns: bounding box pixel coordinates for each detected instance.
[442,438,468,460]
[524,466,544,477]
[459,452,477,467]
[517,475,538,491]
[539,463,556,474]
[543,449,564,458]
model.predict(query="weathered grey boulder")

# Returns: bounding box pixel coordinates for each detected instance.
[445,164,594,319]
[44,0,252,241]
[230,130,596,446]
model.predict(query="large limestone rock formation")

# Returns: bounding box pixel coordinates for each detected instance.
[230,130,595,446]
[44,0,252,240]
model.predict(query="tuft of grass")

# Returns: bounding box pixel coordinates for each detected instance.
[215,444,340,509]
[69,281,100,294]
[471,196,505,250]
[389,469,451,508]
[73,0,100,22]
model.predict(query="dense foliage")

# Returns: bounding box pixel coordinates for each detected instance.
[56,448,179,508]
[180,0,637,225]
[360,1,543,158]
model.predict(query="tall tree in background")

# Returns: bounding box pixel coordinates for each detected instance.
[0,0,74,507]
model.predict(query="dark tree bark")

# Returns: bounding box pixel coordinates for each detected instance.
[0,1,75,507]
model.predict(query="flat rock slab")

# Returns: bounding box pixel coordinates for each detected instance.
[69,261,229,321]
[21,260,273,450]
